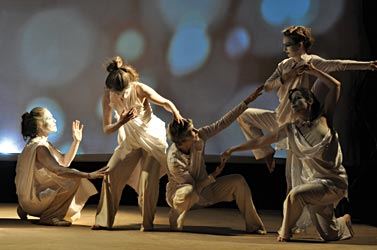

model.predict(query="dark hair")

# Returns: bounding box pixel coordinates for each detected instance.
[105,56,139,92]
[282,26,314,52]
[288,88,321,121]
[167,119,195,145]
[21,107,45,141]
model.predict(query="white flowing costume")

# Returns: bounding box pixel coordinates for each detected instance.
[15,137,97,223]
[278,123,353,240]
[237,54,373,229]
[95,82,167,230]
[239,54,374,159]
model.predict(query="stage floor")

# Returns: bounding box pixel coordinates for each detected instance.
[0,204,376,250]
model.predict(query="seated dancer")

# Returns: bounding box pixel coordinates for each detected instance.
[221,63,353,242]
[16,107,107,226]
[166,86,266,234]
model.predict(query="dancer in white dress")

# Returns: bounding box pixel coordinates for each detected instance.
[93,56,184,231]
[16,107,107,226]
[221,63,353,242]
[238,25,377,173]
[166,86,266,233]
[238,25,376,232]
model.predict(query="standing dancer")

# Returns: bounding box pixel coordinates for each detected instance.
[93,56,184,231]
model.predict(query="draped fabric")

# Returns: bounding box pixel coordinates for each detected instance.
[15,137,97,221]
[108,82,168,191]
[285,123,348,229]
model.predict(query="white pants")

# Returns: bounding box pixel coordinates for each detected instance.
[95,148,160,230]
[237,108,280,159]
[279,183,353,241]
[169,174,265,232]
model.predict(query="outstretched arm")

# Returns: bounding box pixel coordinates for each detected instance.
[221,127,287,165]
[199,86,264,140]
[138,83,185,124]
[311,56,377,72]
[36,146,107,179]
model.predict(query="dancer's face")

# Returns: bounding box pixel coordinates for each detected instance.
[40,109,57,134]
[283,36,302,58]
[177,130,199,154]
[290,90,311,114]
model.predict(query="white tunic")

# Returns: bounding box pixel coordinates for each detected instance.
[15,137,97,221]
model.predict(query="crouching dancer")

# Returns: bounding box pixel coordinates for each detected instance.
[166,86,266,234]
[16,107,107,226]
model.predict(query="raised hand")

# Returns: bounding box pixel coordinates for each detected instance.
[72,120,84,142]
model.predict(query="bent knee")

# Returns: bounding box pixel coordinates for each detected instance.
[286,189,307,205]
[173,185,196,204]
[225,174,249,188]
[237,112,249,124]
[228,174,246,183]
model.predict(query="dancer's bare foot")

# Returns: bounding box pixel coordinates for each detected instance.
[16,205,28,220]
[247,229,267,235]
[277,236,290,242]
[343,214,354,237]
[265,150,275,173]
[91,224,109,230]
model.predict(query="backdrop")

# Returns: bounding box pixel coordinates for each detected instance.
[0,0,373,160]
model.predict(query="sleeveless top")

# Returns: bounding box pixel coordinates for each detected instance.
[108,82,168,190]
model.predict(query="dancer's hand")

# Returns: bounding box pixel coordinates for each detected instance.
[72,120,84,142]
[282,64,308,81]
[211,163,225,178]
[220,148,232,166]
[173,111,186,125]
[87,166,109,179]
[119,107,138,125]
[244,85,264,105]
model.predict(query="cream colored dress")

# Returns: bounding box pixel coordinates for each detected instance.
[107,81,168,190]
[278,123,352,240]
[15,137,97,222]
[95,82,168,229]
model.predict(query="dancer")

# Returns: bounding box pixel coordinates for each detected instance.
[238,25,377,173]
[221,63,353,241]
[93,56,184,231]
[16,107,107,226]
[166,86,266,234]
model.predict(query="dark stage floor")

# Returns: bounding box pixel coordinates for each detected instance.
[0,203,376,250]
